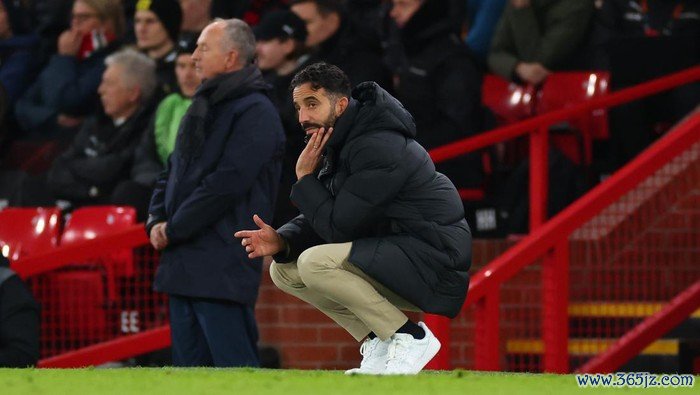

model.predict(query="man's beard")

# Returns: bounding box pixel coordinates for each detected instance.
[302,112,337,144]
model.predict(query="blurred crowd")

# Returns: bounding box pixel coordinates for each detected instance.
[0,0,697,234]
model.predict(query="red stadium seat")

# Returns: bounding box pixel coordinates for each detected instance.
[61,206,136,245]
[536,72,611,165]
[482,74,536,125]
[0,207,60,261]
[61,206,137,300]
[537,72,610,139]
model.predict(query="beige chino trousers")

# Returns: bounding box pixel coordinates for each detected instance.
[270,242,420,341]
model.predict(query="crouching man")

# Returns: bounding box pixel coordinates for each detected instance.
[236,62,471,375]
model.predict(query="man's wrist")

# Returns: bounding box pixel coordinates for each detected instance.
[277,233,289,257]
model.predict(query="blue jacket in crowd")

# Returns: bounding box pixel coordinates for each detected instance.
[0,34,38,104]
[465,0,507,62]
[14,42,118,136]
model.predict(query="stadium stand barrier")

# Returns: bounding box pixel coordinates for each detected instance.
[425,65,700,372]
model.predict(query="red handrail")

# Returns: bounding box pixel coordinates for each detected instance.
[473,113,699,372]
[466,114,700,303]
[424,65,700,372]
[429,66,700,163]
[578,279,700,373]
[38,326,171,368]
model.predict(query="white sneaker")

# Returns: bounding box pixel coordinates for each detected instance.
[344,336,391,375]
[382,321,441,375]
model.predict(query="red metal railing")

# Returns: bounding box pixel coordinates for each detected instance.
[424,65,700,371]
[579,279,700,373]
[11,226,169,367]
[38,327,171,368]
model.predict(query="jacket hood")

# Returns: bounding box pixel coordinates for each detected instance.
[328,81,416,149]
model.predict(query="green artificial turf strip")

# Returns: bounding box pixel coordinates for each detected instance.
[0,368,696,395]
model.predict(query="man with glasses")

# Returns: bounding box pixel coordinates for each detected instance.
[14,0,124,138]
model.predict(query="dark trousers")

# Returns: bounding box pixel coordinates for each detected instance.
[168,295,260,367]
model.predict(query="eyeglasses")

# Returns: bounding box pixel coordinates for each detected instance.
[71,12,100,23]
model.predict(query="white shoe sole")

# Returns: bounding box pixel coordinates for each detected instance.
[383,336,441,375]
[344,367,384,375]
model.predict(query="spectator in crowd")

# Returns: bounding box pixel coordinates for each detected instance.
[488,0,594,85]
[179,0,211,43]
[14,0,125,138]
[134,0,182,95]
[290,0,391,88]
[210,0,251,20]
[120,0,137,44]
[0,0,38,143]
[342,0,388,41]
[211,0,289,25]
[594,0,700,170]
[0,0,38,109]
[235,63,471,375]
[464,0,507,64]
[0,255,40,368]
[597,0,699,39]
[146,19,285,367]
[31,0,73,65]
[41,49,158,207]
[0,83,6,139]
[388,0,484,188]
[111,37,201,221]
[2,50,157,206]
[254,9,312,226]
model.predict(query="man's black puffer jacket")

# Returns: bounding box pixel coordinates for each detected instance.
[276,82,471,317]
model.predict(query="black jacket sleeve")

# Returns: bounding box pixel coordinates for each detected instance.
[146,157,171,236]
[130,117,164,188]
[0,276,40,368]
[289,133,412,243]
[274,214,326,263]
[46,123,92,200]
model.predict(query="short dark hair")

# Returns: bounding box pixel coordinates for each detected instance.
[290,62,351,98]
[289,0,344,16]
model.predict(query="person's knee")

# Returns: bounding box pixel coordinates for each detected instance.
[296,246,336,289]
[269,261,303,292]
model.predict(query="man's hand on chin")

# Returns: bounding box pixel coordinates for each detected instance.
[296,127,333,180]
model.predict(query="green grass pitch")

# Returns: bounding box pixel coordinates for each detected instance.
[0,368,696,395]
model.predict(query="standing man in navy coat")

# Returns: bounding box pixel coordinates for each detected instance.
[146,18,285,367]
